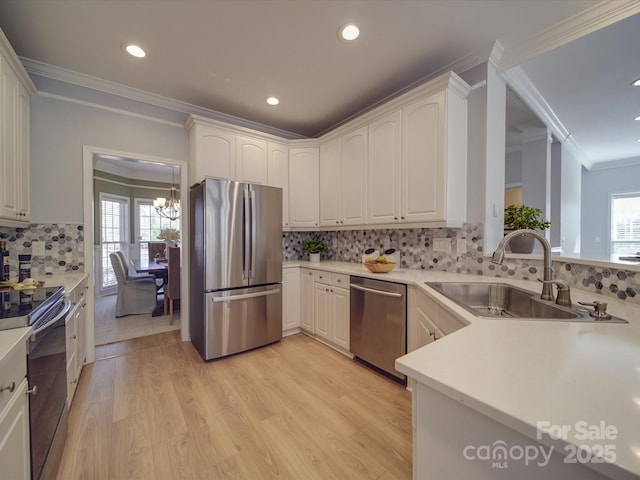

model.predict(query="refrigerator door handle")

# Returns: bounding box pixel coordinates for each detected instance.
[212,288,280,303]
[242,187,251,280]
[250,188,257,280]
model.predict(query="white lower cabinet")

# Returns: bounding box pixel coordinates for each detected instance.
[300,268,315,333]
[407,286,466,352]
[0,335,30,480]
[312,271,350,351]
[282,268,300,332]
[66,278,88,405]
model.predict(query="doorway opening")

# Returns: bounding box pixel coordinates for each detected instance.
[89,151,185,347]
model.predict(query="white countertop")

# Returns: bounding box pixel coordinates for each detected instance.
[286,260,640,479]
[41,272,88,296]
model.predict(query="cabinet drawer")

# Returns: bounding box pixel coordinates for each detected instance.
[331,273,349,288]
[0,339,27,414]
[313,271,330,284]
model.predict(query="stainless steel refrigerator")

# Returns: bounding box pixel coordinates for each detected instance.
[189,178,283,360]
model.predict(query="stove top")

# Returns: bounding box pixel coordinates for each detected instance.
[0,286,64,330]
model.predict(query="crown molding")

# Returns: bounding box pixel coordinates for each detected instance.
[588,156,640,171]
[21,58,306,140]
[501,65,595,169]
[499,1,640,70]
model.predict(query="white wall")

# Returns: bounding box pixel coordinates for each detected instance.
[559,145,582,254]
[30,91,189,223]
[550,143,561,248]
[505,150,522,186]
[521,133,550,223]
[581,164,640,259]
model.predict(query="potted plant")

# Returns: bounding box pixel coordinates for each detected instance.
[504,204,550,253]
[301,238,329,262]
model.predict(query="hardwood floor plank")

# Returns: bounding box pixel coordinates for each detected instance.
[56,333,412,480]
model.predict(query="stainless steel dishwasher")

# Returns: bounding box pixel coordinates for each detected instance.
[350,276,407,382]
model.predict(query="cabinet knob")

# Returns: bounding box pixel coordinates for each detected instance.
[0,381,16,393]
[71,334,77,339]
[325,288,329,292]
[401,216,405,220]
[27,385,38,396]
[394,216,398,220]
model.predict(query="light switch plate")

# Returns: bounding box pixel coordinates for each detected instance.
[433,238,451,252]
[456,239,467,254]
[32,241,45,256]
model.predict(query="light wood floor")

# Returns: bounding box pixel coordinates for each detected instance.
[94,294,180,346]
[57,331,412,480]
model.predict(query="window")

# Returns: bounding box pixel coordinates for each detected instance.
[611,193,640,255]
[136,199,179,261]
[100,194,129,290]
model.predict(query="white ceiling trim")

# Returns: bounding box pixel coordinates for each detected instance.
[501,66,593,167]
[499,1,640,70]
[21,57,307,140]
[588,156,640,171]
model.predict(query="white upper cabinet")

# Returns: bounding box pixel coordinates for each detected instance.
[0,30,34,227]
[319,138,341,226]
[288,147,319,228]
[340,126,368,225]
[335,71,469,228]
[319,126,367,227]
[267,142,289,227]
[187,120,236,184]
[236,135,268,184]
[368,110,402,224]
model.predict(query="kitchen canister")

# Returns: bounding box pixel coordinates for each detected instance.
[18,254,31,282]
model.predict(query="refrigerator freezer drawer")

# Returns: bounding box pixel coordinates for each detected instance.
[202,285,282,360]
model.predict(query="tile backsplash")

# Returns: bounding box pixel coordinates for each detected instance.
[1,222,636,305]
[0,224,84,277]
[284,223,639,305]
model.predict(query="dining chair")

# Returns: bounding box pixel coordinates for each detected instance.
[109,253,157,317]
[148,241,166,260]
[164,246,181,324]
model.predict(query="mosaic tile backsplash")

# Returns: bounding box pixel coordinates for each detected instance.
[0,224,85,277]
[1,222,637,305]
[284,223,639,305]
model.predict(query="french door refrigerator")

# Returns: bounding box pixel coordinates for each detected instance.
[189,178,283,360]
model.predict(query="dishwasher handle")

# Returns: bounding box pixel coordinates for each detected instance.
[350,283,403,298]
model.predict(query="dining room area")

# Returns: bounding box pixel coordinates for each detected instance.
[93,156,182,346]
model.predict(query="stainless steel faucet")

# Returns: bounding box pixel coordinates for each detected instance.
[491,229,554,301]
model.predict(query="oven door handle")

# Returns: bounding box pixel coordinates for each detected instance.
[350,284,404,298]
[31,299,71,335]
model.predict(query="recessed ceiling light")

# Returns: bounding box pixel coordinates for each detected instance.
[633,78,640,87]
[266,96,279,106]
[635,115,640,121]
[339,24,360,41]
[124,44,146,58]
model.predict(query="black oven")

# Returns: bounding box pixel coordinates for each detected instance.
[27,296,70,480]
[1,286,70,480]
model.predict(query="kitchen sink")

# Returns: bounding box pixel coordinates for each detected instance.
[426,282,628,323]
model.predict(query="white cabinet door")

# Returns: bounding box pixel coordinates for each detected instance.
[319,138,341,227]
[267,142,289,228]
[0,57,20,221]
[331,285,350,350]
[282,268,301,332]
[314,282,331,341]
[368,110,402,224]
[191,125,236,182]
[401,92,444,222]
[340,126,368,225]
[16,83,30,222]
[0,378,30,480]
[300,268,315,332]
[288,147,319,228]
[236,136,268,184]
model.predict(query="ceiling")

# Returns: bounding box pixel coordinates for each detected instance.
[0,1,638,168]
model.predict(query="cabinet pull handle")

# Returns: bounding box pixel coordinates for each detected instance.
[71,334,77,339]
[0,381,16,393]
[27,385,38,396]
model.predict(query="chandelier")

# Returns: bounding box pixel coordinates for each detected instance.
[154,167,180,221]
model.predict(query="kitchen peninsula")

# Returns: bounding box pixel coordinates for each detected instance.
[284,261,640,480]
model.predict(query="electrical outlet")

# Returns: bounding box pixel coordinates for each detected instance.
[383,236,391,251]
[32,241,45,256]
[332,238,338,249]
[456,239,467,254]
[433,238,451,252]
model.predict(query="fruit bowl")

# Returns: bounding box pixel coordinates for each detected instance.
[363,262,396,273]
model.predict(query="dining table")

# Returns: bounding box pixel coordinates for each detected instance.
[133,258,168,317]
